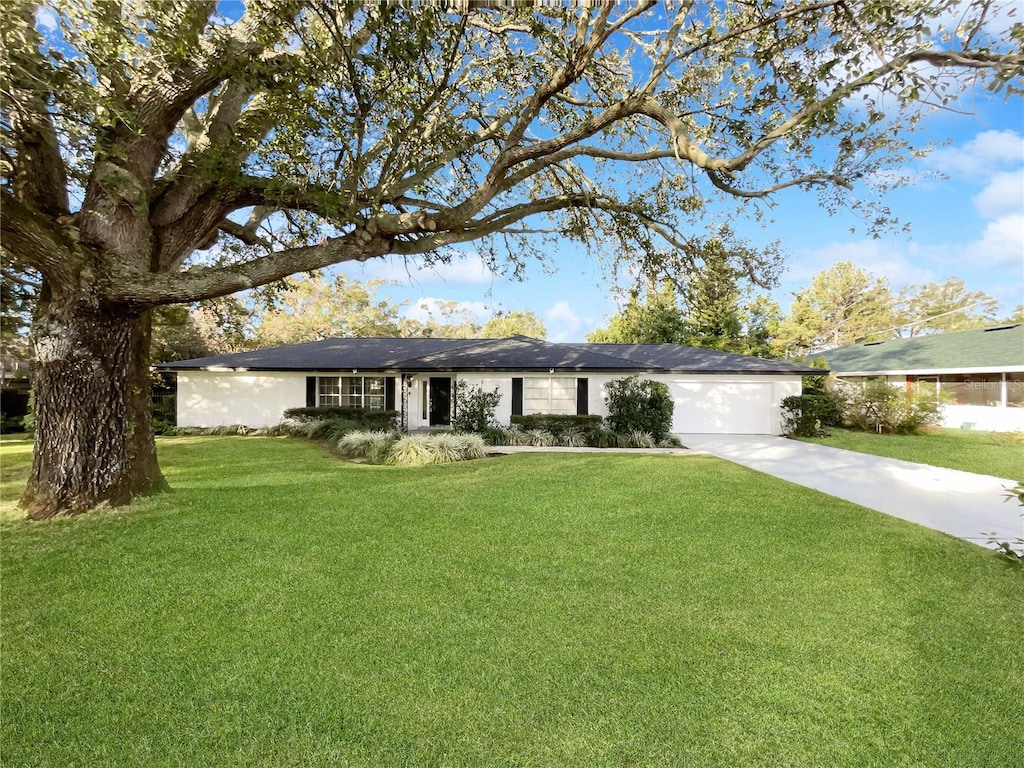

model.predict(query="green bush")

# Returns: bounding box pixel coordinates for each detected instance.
[510,414,603,436]
[604,375,674,441]
[452,382,502,433]
[585,428,620,448]
[841,381,943,435]
[283,406,397,430]
[780,392,845,437]
[481,426,509,445]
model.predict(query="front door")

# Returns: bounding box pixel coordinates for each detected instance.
[428,377,452,426]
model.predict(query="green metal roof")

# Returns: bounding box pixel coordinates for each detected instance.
[811,324,1024,373]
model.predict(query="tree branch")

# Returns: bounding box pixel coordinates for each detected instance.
[0,194,76,292]
[108,230,393,306]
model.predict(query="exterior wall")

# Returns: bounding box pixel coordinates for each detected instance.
[456,372,802,434]
[177,371,308,427]
[942,404,1024,432]
[835,373,1024,433]
[418,373,620,429]
[177,369,804,434]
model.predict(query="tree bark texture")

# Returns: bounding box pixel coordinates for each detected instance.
[21,301,168,519]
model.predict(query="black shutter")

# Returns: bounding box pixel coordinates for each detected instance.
[511,378,523,416]
[306,376,317,408]
[576,378,589,415]
[385,377,396,411]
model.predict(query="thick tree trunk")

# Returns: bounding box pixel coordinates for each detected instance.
[21,300,168,519]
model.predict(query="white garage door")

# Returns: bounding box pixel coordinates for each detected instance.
[670,380,775,434]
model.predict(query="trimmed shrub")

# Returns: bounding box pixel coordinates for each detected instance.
[283,406,397,430]
[452,382,502,433]
[604,375,674,440]
[657,435,684,448]
[780,392,845,437]
[510,414,603,437]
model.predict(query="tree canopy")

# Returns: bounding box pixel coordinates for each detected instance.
[3,0,1021,517]
[588,237,783,355]
[895,277,1000,336]
[774,261,897,355]
[6,0,1022,307]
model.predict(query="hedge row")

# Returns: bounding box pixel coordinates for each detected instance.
[509,414,603,435]
[282,406,398,429]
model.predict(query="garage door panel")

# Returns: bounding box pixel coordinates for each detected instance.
[670,381,774,434]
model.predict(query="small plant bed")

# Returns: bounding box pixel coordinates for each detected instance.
[484,425,683,449]
[338,430,488,466]
[2,436,1021,766]
[795,427,1024,480]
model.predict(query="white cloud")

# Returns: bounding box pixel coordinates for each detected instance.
[544,300,583,342]
[35,6,58,31]
[973,169,1024,219]
[786,240,936,291]
[925,129,1024,178]
[967,214,1024,267]
[403,297,492,324]
[349,252,499,286]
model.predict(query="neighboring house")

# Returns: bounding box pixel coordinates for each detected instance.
[813,324,1024,432]
[156,335,821,435]
[0,352,31,427]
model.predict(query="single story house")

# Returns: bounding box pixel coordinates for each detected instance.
[157,335,822,435]
[812,323,1024,432]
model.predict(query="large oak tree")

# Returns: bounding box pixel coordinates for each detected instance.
[3,0,1022,517]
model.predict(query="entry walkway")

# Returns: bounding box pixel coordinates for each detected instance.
[679,434,1022,549]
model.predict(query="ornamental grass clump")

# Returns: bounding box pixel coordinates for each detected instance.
[524,429,555,447]
[621,430,656,448]
[559,427,588,448]
[428,433,466,464]
[386,434,434,466]
[585,427,619,448]
[450,433,488,460]
[338,430,397,462]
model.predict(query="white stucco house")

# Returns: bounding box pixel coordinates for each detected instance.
[156,335,822,435]
[812,323,1024,432]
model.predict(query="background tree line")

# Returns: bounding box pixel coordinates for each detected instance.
[588,257,1020,358]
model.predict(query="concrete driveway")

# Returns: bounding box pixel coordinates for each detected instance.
[679,434,1023,549]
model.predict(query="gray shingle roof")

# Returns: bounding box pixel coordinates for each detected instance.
[570,343,824,375]
[157,336,822,375]
[810,324,1024,373]
[156,337,475,371]
[401,336,652,371]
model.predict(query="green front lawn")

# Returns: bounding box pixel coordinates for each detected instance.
[796,427,1024,480]
[2,436,1022,767]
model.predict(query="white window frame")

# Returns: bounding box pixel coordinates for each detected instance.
[318,376,386,410]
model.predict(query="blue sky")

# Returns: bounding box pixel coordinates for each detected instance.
[337,95,1023,342]
[33,2,1021,342]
